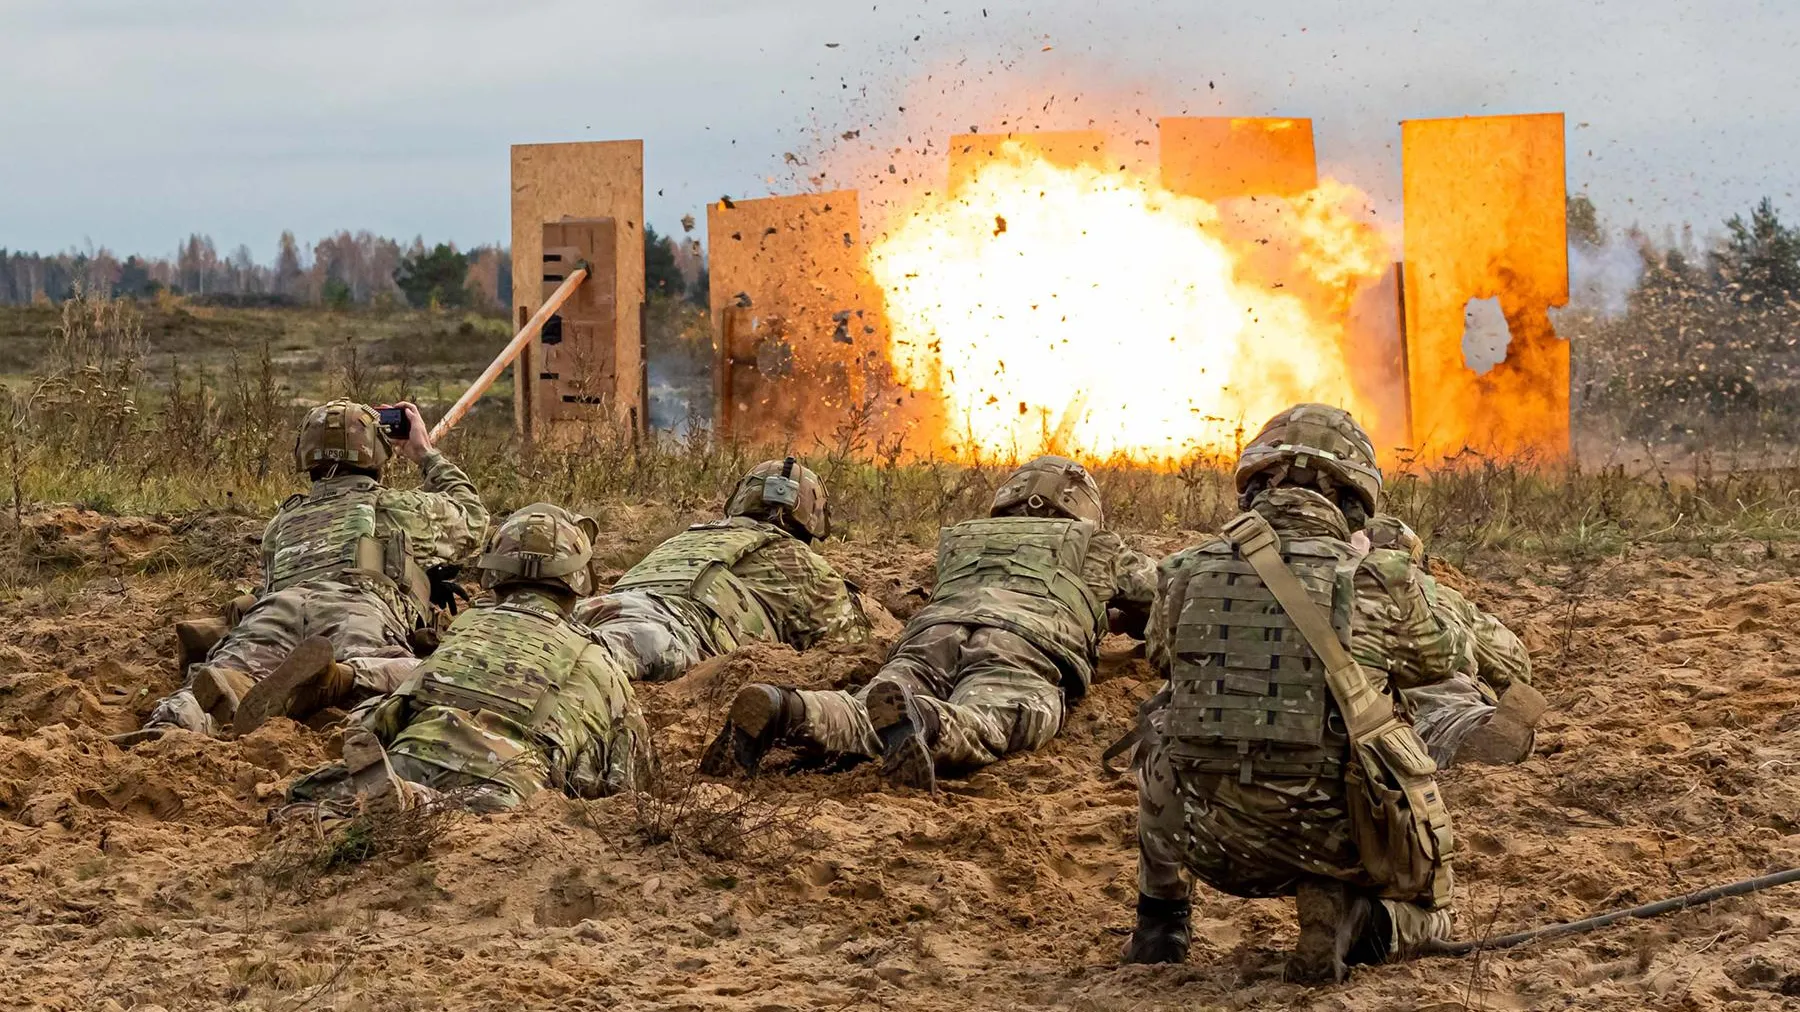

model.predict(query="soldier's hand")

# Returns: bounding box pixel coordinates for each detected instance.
[394,401,433,463]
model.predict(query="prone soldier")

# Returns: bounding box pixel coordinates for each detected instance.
[702,455,1156,792]
[286,503,647,813]
[1364,514,1545,766]
[117,400,487,745]
[574,458,874,681]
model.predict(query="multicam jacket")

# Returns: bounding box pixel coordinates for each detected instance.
[604,516,871,652]
[902,515,1159,695]
[362,587,647,799]
[1422,577,1532,692]
[259,450,488,625]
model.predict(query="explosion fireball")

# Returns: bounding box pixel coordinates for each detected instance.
[868,141,1392,462]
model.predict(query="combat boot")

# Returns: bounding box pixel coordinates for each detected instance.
[233,637,355,734]
[866,681,940,793]
[190,665,257,727]
[700,684,804,776]
[341,726,409,815]
[224,593,258,625]
[174,618,229,674]
[1288,879,1373,985]
[1121,893,1191,964]
[1459,682,1548,765]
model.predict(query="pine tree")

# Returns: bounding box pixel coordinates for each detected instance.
[1715,197,1800,305]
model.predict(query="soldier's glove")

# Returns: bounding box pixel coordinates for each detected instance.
[427,565,471,614]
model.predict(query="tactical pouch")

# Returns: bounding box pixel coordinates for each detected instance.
[382,530,433,617]
[1345,724,1455,907]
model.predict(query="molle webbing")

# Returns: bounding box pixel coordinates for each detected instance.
[931,516,1105,634]
[1164,527,1352,781]
[611,520,782,640]
[265,482,431,613]
[266,484,381,592]
[402,600,590,736]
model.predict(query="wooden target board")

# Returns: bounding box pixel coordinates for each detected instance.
[707,191,891,445]
[1158,117,1318,201]
[1401,113,1569,461]
[510,140,645,438]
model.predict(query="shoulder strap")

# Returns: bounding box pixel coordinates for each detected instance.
[1221,511,1399,746]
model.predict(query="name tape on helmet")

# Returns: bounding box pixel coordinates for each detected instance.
[1274,442,1342,461]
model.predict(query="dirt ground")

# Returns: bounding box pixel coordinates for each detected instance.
[4,507,1800,1011]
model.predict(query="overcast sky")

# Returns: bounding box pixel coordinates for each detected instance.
[3,0,1795,260]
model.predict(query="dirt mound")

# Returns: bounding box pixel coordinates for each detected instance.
[19,508,175,571]
[6,515,1800,1010]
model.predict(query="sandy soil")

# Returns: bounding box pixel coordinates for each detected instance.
[4,507,1800,1011]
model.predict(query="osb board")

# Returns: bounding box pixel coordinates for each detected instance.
[510,140,644,437]
[539,218,619,422]
[707,191,891,445]
[1402,113,1569,461]
[1158,117,1318,200]
[947,130,1108,190]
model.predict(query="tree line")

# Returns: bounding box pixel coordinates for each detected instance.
[1570,193,1800,446]
[0,224,707,310]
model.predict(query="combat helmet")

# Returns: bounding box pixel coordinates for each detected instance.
[1234,404,1383,523]
[294,400,391,475]
[991,454,1104,526]
[1364,514,1425,566]
[477,502,600,596]
[726,457,829,542]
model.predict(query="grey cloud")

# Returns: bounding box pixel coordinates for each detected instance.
[2,0,1797,258]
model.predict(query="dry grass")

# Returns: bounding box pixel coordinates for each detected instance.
[249,797,464,898]
[623,742,824,864]
[5,291,1800,583]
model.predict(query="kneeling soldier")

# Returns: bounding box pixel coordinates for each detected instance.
[1126,404,1463,983]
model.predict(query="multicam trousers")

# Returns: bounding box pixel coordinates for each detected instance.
[288,704,548,814]
[145,578,419,733]
[793,623,1066,772]
[1404,670,1499,767]
[573,590,713,682]
[1135,713,1454,956]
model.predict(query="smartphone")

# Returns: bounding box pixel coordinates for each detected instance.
[377,406,411,441]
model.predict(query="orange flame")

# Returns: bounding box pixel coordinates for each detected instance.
[868,141,1393,463]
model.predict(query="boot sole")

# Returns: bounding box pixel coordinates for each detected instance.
[864,680,910,733]
[699,685,784,777]
[881,730,936,792]
[175,619,227,673]
[341,727,407,814]
[1460,683,1548,765]
[190,666,233,714]
[1289,880,1351,985]
[867,682,937,793]
[234,636,334,735]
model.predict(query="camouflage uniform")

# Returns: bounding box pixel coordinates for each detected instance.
[703,455,1154,788]
[1364,515,1533,765]
[575,460,869,681]
[789,523,1156,770]
[1135,488,1464,960]
[288,505,646,813]
[145,446,487,734]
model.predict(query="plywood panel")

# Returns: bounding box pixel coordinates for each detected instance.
[1159,117,1318,201]
[510,140,644,437]
[539,218,619,421]
[1402,113,1569,461]
[707,191,891,444]
[947,130,1108,190]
